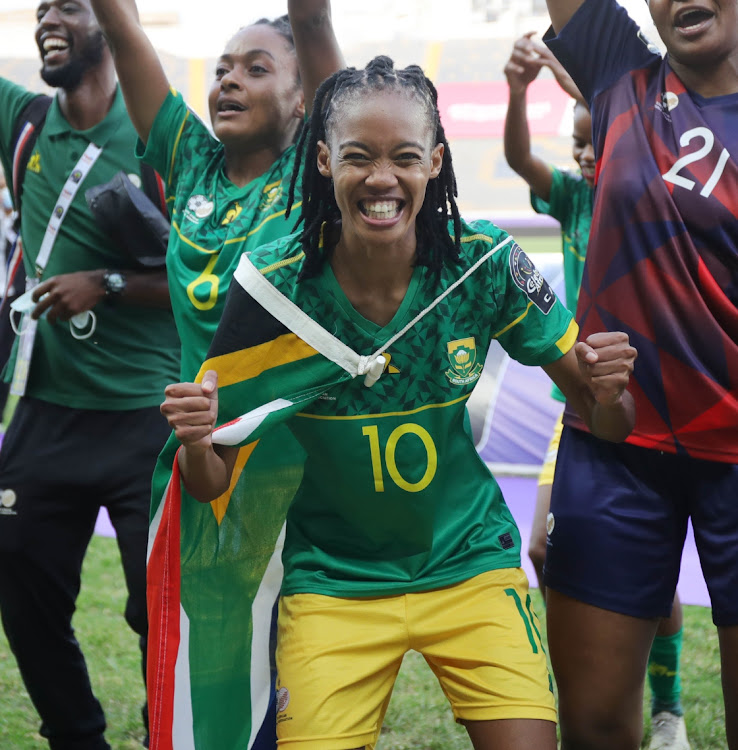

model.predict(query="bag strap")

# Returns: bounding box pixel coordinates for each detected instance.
[11,94,52,219]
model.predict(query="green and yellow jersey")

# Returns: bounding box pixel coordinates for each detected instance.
[250,218,577,598]
[0,78,179,410]
[138,88,302,381]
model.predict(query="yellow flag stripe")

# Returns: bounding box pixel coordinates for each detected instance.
[210,442,258,524]
[196,332,318,388]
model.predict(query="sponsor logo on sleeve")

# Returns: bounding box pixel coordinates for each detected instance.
[509,244,556,314]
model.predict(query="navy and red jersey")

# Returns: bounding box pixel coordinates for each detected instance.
[546,0,738,463]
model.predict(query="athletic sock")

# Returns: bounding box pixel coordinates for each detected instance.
[648,627,684,717]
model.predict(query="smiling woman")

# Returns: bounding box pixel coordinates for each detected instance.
[162,54,638,750]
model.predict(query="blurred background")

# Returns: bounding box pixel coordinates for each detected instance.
[0,0,660,220]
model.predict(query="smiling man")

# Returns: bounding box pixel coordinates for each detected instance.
[0,2,180,749]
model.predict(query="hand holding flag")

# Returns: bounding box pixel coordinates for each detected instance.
[161,370,219,450]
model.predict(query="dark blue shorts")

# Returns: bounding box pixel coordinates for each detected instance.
[543,426,738,626]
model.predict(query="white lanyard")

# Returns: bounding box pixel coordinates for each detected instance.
[35,142,102,276]
[11,141,103,397]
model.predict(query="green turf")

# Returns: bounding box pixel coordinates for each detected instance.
[0,536,725,749]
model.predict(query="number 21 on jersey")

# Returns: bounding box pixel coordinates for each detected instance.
[662,126,730,198]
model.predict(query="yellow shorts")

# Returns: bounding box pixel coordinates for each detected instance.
[537,412,564,487]
[275,568,556,749]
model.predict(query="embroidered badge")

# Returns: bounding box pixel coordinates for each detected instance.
[184,195,215,224]
[445,337,483,385]
[259,183,282,212]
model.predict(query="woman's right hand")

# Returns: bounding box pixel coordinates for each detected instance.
[161,370,219,451]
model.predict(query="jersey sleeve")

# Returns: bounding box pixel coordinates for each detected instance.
[543,0,658,106]
[488,238,578,366]
[135,87,217,207]
[0,77,42,200]
[530,166,578,225]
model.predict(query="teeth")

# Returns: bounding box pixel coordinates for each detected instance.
[43,37,68,52]
[363,201,400,219]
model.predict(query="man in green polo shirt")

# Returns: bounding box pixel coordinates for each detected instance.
[0,2,179,749]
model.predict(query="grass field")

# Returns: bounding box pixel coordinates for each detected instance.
[0,534,725,749]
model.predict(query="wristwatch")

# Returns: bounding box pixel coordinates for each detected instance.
[102,270,127,299]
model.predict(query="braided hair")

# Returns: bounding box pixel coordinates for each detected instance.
[287,55,462,279]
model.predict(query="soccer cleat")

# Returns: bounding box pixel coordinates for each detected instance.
[648,711,691,750]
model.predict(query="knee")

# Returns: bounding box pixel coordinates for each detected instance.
[559,709,642,750]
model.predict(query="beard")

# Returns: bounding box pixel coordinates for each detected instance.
[40,29,106,90]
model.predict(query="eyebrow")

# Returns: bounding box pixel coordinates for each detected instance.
[339,140,426,150]
[218,49,276,63]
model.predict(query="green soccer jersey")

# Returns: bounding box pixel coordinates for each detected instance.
[137,88,302,381]
[531,166,593,402]
[0,78,180,410]
[251,218,578,598]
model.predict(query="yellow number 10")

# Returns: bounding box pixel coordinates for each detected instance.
[362,423,438,493]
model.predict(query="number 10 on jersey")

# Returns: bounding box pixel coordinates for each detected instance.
[362,423,438,493]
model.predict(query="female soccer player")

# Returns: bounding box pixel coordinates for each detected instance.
[88,4,344,747]
[503,33,690,750]
[162,56,638,750]
[540,0,738,748]
[89,0,343,381]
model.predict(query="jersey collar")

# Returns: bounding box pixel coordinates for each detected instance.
[44,84,128,148]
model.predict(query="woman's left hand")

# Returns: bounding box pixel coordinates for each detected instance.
[574,331,637,406]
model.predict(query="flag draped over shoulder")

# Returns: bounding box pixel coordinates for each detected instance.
[146,254,362,750]
[145,233,513,750]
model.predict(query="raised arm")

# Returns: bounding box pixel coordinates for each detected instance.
[288,0,344,115]
[504,33,555,203]
[545,0,587,34]
[544,332,637,442]
[89,0,169,144]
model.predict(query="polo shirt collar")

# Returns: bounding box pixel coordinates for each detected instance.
[43,85,126,147]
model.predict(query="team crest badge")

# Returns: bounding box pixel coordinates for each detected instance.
[509,244,556,314]
[276,687,290,713]
[184,195,215,224]
[259,183,282,212]
[222,201,242,225]
[445,337,483,385]
[656,91,679,121]
[27,152,41,174]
